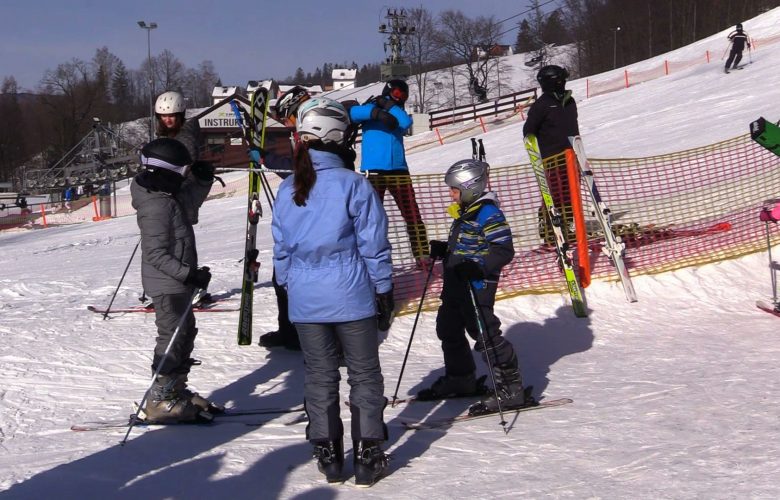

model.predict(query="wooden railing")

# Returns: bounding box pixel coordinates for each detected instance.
[428,88,537,129]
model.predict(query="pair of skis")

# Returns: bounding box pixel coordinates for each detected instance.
[229,87,271,345]
[524,134,637,318]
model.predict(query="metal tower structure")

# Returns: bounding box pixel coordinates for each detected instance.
[378,8,415,81]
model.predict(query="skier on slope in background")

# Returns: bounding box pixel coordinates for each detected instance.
[725,23,751,73]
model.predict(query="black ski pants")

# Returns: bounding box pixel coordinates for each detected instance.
[725,49,744,69]
[436,281,517,376]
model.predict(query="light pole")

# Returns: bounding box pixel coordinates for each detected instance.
[611,26,621,69]
[137,20,157,141]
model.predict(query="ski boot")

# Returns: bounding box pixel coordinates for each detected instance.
[145,375,213,424]
[312,439,344,483]
[174,373,224,414]
[258,329,301,351]
[415,373,488,401]
[468,363,536,416]
[353,440,389,487]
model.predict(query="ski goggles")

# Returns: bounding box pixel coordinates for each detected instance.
[388,87,408,103]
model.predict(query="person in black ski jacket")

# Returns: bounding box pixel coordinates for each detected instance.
[130,138,218,423]
[523,65,580,244]
[725,23,751,73]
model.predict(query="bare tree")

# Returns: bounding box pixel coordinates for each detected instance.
[182,60,220,108]
[435,10,502,103]
[0,77,26,183]
[38,59,103,155]
[405,7,439,113]
[153,49,186,94]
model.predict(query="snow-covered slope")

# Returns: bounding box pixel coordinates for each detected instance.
[2,8,780,499]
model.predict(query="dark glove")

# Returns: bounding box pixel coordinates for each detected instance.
[376,289,395,331]
[185,266,212,289]
[190,161,215,182]
[760,208,778,223]
[248,147,264,165]
[429,240,448,260]
[375,96,396,111]
[370,107,399,129]
[455,260,485,281]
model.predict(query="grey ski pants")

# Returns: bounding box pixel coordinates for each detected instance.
[151,292,197,376]
[296,317,387,442]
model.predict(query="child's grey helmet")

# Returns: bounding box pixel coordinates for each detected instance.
[444,159,489,205]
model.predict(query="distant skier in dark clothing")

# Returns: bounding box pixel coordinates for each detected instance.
[523,65,579,244]
[725,23,751,73]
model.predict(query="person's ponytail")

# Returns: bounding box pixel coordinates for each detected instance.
[292,141,316,206]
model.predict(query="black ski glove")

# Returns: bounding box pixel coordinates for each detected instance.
[191,161,215,182]
[455,260,485,281]
[375,96,396,111]
[429,240,448,260]
[376,288,395,331]
[185,266,212,290]
[370,107,399,130]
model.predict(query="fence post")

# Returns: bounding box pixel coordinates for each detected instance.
[435,128,444,145]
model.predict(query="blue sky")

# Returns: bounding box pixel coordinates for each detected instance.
[0,0,540,92]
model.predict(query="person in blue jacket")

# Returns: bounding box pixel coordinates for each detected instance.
[350,79,429,265]
[271,97,394,487]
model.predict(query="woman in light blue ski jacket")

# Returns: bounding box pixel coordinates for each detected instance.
[272,148,393,322]
[271,97,394,485]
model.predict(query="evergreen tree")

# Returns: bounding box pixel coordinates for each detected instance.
[515,19,536,52]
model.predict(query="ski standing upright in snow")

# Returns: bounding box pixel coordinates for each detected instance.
[569,136,638,302]
[525,134,588,317]
[235,87,270,345]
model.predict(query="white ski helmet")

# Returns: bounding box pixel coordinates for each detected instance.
[445,159,489,205]
[155,91,186,114]
[295,97,350,145]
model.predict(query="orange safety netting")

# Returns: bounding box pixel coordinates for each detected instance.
[390,134,780,314]
[7,134,780,319]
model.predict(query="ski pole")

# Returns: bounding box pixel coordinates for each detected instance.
[721,41,731,60]
[466,281,508,433]
[103,236,141,320]
[389,256,438,406]
[765,221,777,307]
[120,287,202,446]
